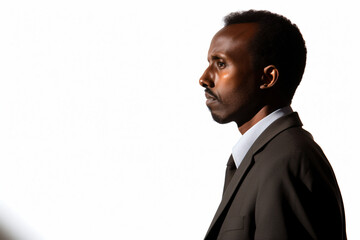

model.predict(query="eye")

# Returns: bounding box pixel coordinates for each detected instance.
[217,61,226,69]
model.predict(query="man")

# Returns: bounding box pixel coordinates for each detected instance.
[199,10,346,240]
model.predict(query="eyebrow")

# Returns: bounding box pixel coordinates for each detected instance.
[208,54,224,62]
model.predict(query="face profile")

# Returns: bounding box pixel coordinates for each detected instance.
[199,23,262,126]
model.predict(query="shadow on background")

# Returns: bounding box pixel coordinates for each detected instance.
[0,225,17,240]
[0,226,16,240]
[0,222,23,240]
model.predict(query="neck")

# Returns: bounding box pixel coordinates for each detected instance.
[238,105,285,134]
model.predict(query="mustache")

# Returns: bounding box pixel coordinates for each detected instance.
[205,88,219,101]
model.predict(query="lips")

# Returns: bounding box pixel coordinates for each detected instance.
[205,91,216,100]
[205,90,218,105]
[205,89,217,99]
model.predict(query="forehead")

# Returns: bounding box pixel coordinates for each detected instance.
[208,23,258,58]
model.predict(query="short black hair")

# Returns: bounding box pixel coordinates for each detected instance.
[224,10,307,103]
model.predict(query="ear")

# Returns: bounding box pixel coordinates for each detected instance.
[260,65,279,89]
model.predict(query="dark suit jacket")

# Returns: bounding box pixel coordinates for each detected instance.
[205,113,346,240]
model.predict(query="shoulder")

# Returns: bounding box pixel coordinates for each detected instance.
[249,127,346,239]
[253,126,335,189]
[255,126,324,165]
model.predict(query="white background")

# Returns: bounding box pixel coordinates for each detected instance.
[0,0,359,239]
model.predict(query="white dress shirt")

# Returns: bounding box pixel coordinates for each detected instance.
[232,106,293,168]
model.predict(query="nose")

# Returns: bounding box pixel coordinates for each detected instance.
[199,66,214,88]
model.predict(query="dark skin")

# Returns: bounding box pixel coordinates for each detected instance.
[199,23,285,134]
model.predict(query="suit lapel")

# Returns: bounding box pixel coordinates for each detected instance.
[205,112,303,239]
[205,150,255,238]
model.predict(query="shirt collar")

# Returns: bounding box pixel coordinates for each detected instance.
[231,106,293,168]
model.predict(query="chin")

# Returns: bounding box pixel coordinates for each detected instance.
[211,112,232,124]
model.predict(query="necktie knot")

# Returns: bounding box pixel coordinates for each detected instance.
[227,156,236,169]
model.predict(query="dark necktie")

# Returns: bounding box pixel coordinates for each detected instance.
[223,155,236,194]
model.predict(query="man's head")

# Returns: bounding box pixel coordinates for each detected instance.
[199,10,307,127]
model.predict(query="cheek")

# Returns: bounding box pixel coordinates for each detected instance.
[220,72,230,79]
[216,73,243,99]
[215,71,238,91]
[216,86,243,106]
[219,79,257,106]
